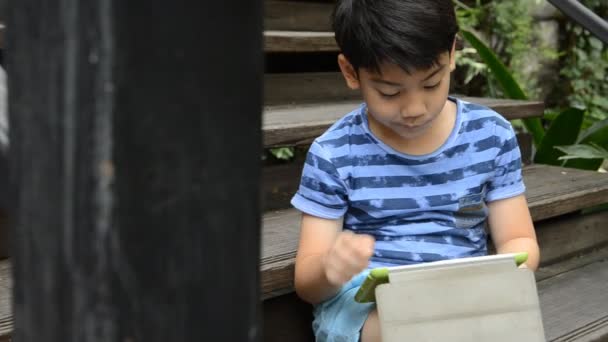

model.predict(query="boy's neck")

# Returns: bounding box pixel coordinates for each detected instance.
[368,99,457,156]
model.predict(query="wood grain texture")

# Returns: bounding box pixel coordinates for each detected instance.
[265,72,546,110]
[264,1,333,31]
[263,96,545,147]
[264,73,357,106]
[260,165,608,298]
[0,260,10,339]
[536,246,608,282]
[535,211,608,266]
[525,165,608,221]
[538,260,608,341]
[264,31,338,52]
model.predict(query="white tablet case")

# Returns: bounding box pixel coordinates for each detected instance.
[375,255,545,342]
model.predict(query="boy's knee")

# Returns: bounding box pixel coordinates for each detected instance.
[361,309,381,342]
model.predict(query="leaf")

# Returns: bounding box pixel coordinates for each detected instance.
[556,144,608,161]
[534,107,585,166]
[565,118,608,170]
[460,30,544,146]
[270,147,295,161]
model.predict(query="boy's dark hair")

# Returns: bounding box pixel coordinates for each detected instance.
[332,0,459,74]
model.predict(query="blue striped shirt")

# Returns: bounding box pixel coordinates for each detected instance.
[291,97,526,268]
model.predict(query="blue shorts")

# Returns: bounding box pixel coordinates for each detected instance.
[312,271,376,342]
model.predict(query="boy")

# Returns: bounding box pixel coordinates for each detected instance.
[290,0,540,341]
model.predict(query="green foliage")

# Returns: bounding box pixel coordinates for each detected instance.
[454,0,557,99]
[556,144,608,161]
[564,119,608,170]
[270,147,295,161]
[461,30,606,169]
[533,108,584,166]
[560,28,608,124]
[460,30,544,146]
[455,0,607,170]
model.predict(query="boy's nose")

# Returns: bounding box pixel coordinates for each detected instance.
[400,103,426,122]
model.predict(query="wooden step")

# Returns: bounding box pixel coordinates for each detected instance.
[264,73,356,107]
[263,96,544,147]
[264,31,337,53]
[538,256,608,341]
[261,165,608,299]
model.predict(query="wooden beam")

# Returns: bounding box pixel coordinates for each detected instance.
[7,0,262,341]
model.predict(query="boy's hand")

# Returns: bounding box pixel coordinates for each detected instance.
[322,231,375,287]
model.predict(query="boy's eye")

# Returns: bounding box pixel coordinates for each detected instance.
[378,91,400,98]
[424,81,441,90]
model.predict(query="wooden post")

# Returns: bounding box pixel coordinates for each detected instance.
[7,0,262,341]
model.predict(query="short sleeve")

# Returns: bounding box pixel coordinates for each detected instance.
[290,142,348,219]
[485,121,526,202]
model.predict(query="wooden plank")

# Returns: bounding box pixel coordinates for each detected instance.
[264,31,338,53]
[0,260,10,339]
[265,1,333,31]
[265,72,546,111]
[264,73,357,106]
[261,209,302,299]
[262,31,464,54]
[264,73,546,111]
[536,246,608,282]
[538,260,608,341]
[525,165,608,221]
[535,210,608,266]
[263,97,545,147]
[260,165,608,298]
[262,154,307,212]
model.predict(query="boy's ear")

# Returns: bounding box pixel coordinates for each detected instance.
[338,54,361,90]
[449,40,457,72]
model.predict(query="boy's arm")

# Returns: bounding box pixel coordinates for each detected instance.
[487,194,540,270]
[294,213,374,305]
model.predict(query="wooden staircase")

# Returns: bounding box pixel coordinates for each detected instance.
[259,1,608,341]
[0,1,606,341]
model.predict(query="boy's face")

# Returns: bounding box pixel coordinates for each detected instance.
[338,47,456,141]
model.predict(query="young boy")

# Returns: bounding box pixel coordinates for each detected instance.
[290,1,540,341]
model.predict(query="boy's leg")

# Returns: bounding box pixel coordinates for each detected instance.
[361,309,381,342]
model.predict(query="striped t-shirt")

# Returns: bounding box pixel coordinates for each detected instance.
[291,97,525,268]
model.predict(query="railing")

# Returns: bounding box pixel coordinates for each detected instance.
[547,0,608,44]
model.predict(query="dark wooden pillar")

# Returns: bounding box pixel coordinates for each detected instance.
[7,0,262,341]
